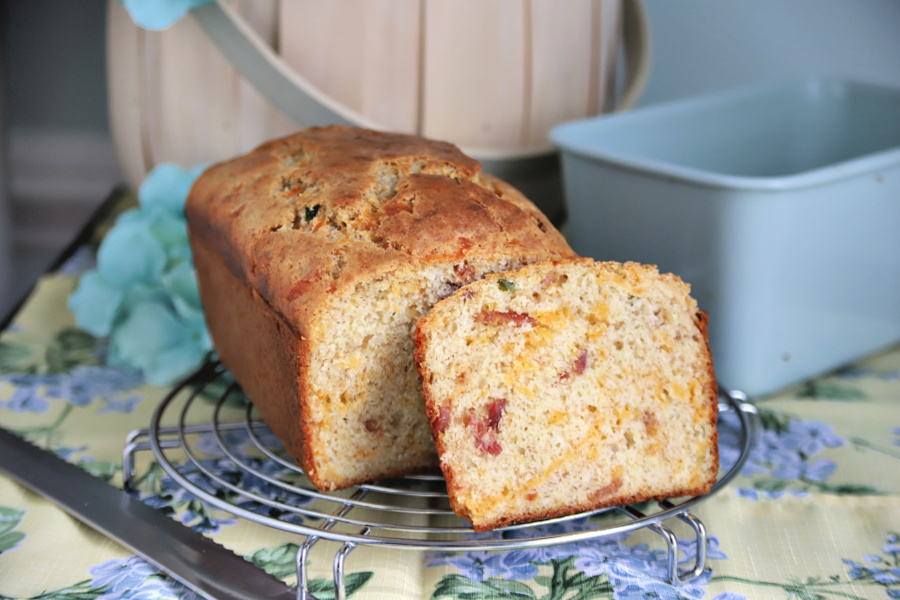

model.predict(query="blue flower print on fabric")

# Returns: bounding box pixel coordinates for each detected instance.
[427,518,732,599]
[717,409,847,499]
[843,532,900,598]
[140,427,317,533]
[90,555,203,600]
[0,366,143,414]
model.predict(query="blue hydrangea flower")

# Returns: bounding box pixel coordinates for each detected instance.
[107,294,209,387]
[121,0,214,31]
[67,271,125,337]
[69,163,212,387]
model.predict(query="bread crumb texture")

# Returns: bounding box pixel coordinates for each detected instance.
[415,259,719,531]
[185,126,575,490]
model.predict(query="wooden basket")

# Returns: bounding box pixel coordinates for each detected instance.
[107,0,649,218]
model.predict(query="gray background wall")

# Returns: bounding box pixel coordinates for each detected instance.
[638,0,900,106]
[2,0,117,317]
[2,0,900,317]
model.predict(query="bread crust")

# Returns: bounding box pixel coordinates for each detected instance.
[186,126,571,335]
[186,126,575,490]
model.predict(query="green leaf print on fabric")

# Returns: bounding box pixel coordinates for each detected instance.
[45,329,104,374]
[246,542,374,598]
[0,341,35,374]
[0,506,26,555]
[797,380,867,400]
[246,542,301,581]
[76,459,121,483]
[0,328,103,377]
[307,572,374,600]
[711,531,900,599]
[0,580,106,600]
[849,425,900,461]
[432,573,543,599]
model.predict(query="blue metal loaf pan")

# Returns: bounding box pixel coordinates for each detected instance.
[551,79,900,397]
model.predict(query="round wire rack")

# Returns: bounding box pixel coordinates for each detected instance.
[123,361,757,599]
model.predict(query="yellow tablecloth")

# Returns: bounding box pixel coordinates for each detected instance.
[1,208,899,600]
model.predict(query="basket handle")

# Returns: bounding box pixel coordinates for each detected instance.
[190,0,650,145]
[617,0,651,112]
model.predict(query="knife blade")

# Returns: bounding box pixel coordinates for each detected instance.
[0,426,296,600]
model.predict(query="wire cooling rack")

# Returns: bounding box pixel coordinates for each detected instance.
[123,361,757,600]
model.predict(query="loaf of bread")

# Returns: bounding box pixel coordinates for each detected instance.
[185,126,576,491]
[414,259,718,531]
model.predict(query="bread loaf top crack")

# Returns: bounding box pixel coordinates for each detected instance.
[187,126,570,333]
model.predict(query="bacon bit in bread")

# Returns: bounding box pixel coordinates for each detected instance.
[560,349,589,381]
[588,476,624,502]
[642,411,659,436]
[466,411,502,455]
[574,349,589,375]
[364,418,380,433]
[461,288,476,301]
[487,397,507,430]
[453,262,477,284]
[539,270,559,290]
[473,424,502,455]
[436,404,451,433]
[475,310,537,327]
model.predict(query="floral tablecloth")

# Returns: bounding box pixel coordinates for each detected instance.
[1,191,899,600]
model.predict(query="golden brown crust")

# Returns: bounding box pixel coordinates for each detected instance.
[695,310,720,491]
[187,126,575,491]
[190,234,320,481]
[461,486,716,533]
[186,126,572,333]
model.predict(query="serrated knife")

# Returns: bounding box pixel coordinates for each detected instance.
[0,427,296,600]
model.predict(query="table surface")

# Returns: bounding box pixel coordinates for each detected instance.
[1,194,898,600]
